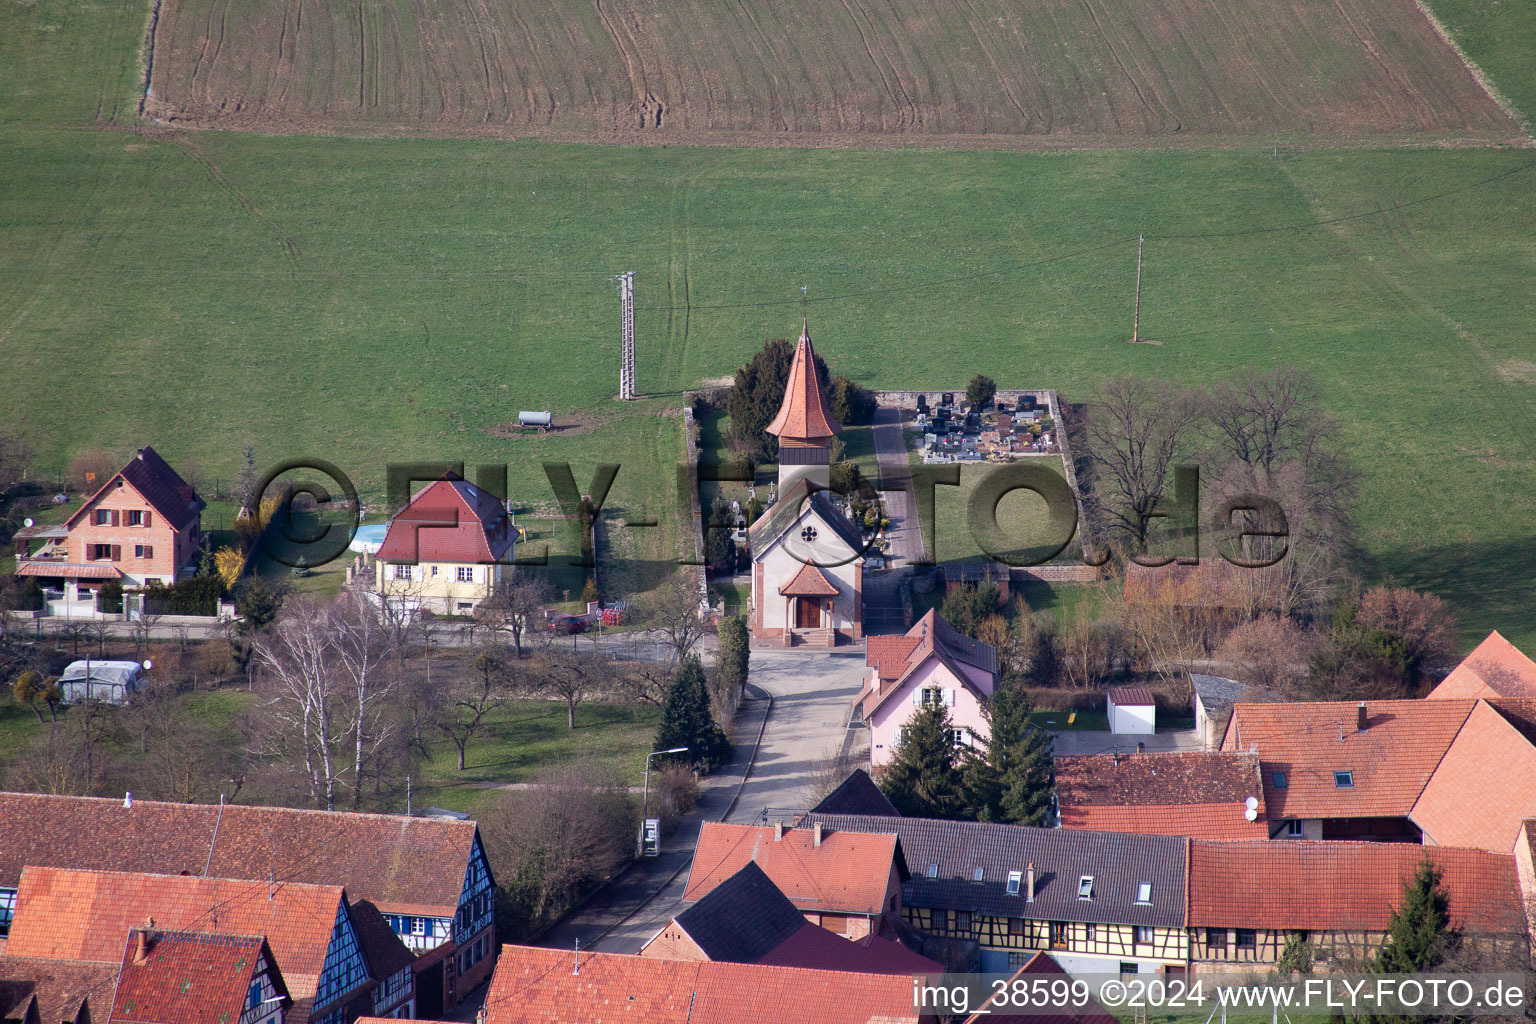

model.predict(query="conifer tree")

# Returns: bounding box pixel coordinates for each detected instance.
[986,674,1055,826]
[1374,860,1459,973]
[879,704,967,819]
[655,655,732,771]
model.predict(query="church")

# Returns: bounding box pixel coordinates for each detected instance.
[746,321,866,647]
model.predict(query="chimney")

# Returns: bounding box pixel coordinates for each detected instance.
[813,822,824,847]
[1136,741,1145,754]
[1026,862,1036,903]
[123,791,133,809]
[1356,702,1368,733]
[134,918,155,964]
[774,820,784,842]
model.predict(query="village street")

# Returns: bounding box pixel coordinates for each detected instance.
[870,407,923,566]
[533,648,869,956]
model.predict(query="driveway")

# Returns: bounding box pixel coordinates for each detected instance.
[535,649,868,955]
[1048,729,1204,756]
[871,406,924,566]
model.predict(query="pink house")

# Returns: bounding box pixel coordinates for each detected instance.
[860,610,998,768]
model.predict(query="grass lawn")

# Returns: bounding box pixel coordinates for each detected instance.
[1423,0,1536,130]
[1031,709,1109,732]
[5,1,1536,648]
[410,699,662,813]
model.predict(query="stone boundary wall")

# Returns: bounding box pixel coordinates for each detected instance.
[875,389,1057,420]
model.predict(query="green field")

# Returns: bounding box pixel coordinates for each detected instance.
[3,0,1536,648]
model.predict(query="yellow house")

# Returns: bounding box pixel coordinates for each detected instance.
[374,474,516,617]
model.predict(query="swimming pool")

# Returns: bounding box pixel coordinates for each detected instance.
[350,524,388,554]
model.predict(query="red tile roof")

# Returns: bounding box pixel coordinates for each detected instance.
[1410,700,1536,852]
[65,447,202,532]
[5,868,343,1004]
[1055,752,1267,839]
[683,823,900,917]
[15,562,125,579]
[860,609,997,717]
[1187,841,1526,933]
[0,792,480,919]
[778,562,841,597]
[764,325,838,442]
[962,952,1118,1024]
[1222,699,1476,819]
[483,944,923,1024]
[375,476,514,564]
[0,955,119,1024]
[756,926,940,976]
[110,931,283,1024]
[1428,631,1536,699]
[348,900,415,982]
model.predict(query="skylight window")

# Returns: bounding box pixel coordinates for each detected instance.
[927,864,939,878]
[1006,871,1022,896]
[1334,770,1354,788]
[1077,875,1095,899]
[1273,770,1288,789]
[1136,882,1153,904]
[973,867,985,882]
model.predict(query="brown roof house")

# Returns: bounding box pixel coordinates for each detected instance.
[0,794,495,1012]
[0,956,118,1024]
[373,473,516,620]
[683,822,907,941]
[641,862,938,976]
[4,868,371,1024]
[861,610,998,769]
[1186,840,1530,969]
[109,930,290,1024]
[1426,631,1536,699]
[14,447,203,605]
[483,944,934,1024]
[748,320,865,647]
[1054,752,1269,840]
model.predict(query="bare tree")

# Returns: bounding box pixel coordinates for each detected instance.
[1214,615,1317,695]
[435,646,515,770]
[1057,605,1122,690]
[639,573,714,666]
[1119,576,1223,704]
[532,650,595,730]
[477,571,550,659]
[6,723,86,795]
[331,592,398,809]
[252,597,345,810]
[1083,376,1202,552]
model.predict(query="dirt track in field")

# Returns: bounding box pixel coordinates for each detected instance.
[142,0,1525,147]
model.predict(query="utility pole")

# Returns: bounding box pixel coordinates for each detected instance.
[613,272,636,400]
[1131,235,1144,344]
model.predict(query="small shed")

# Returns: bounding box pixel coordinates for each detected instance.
[1107,686,1155,735]
[59,660,144,705]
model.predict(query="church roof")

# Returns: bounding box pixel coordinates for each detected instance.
[778,562,842,597]
[764,323,838,442]
[747,480,866,558]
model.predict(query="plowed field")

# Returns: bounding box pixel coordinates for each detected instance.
[143,0,1521,145]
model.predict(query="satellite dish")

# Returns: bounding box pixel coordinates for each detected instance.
[1244,806,1259,821]
[22,518,33,528]
[142,659,153,671]
[1245,796,1259,811]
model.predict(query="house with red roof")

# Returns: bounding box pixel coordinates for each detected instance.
[5,867,376,1024]
[747,321,866,646]
[1054,752,1269,840]
[109,929,289,1024]
[961,952,1119,1024]
[682,822,907,941]
[0,956,117,1024]
[14,447,203,606]
[862,610,998,768]
[1426,631,1536,699]
[1222,697,1536,851]
[483,944,934,1024]
[373,472,516,618]
[1185,840,1530,969]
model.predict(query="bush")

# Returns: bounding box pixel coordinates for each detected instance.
[0,577,44,612]
[96,580,124,614]
[966,374,997,410]
[651,764,701,834]
[143,575,225,616]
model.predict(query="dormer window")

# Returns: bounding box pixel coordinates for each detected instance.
[972,867,984,882]
[1077,875,1094,900]
[1136,882,1152,905]
[1006,871,1022,895]
[1273,770,1288,789]
[927,864,939,878]
[1334,770,1354,788]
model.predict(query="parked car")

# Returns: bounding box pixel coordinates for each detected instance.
[549,614,588,635]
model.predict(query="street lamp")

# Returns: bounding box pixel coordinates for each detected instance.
[642,747,690,823]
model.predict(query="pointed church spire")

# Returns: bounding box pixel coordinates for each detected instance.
[765,316,838,442]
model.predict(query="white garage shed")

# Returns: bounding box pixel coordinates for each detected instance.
[1107,686,1156,735]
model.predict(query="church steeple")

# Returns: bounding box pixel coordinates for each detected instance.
[766,318,838,493]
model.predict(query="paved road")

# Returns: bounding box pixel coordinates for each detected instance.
[871,407,924,566]
[535,649,869,955]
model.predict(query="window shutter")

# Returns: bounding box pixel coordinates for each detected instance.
[911,689,919,706]
[110,510,120,526]
[144,546,153,560]
[945,688,956,706]
[143,510,151,528]
[111,545,121,561]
